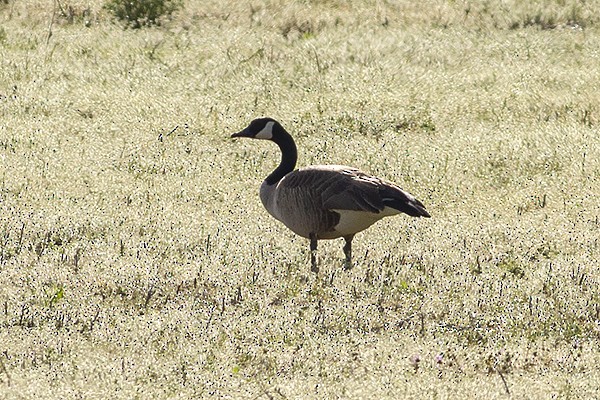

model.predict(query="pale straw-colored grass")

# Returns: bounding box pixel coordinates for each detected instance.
[1,0,599,398]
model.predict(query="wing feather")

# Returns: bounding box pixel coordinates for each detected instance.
[279,167,373,211]
[279,165,428,216]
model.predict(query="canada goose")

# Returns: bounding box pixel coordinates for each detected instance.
[232,117,430,273]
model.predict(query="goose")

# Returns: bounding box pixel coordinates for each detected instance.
[231,117,430,273]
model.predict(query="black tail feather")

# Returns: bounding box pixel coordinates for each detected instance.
[384,197,430,218]
[380,185,430,218]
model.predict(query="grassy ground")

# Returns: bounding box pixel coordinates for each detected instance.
[1,0,600,398]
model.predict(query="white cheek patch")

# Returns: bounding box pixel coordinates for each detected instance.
[255,121,275,140]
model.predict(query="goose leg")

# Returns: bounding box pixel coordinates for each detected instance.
[343,234,354,270]
[309,233,319,273]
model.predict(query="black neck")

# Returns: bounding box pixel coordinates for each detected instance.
[265,126,297,185]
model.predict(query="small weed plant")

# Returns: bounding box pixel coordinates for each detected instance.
[104,0,182,28]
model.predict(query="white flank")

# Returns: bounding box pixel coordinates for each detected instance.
[331,207,401,236]
[255,121,275,140]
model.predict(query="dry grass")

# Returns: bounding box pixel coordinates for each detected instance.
[1,0,600,398]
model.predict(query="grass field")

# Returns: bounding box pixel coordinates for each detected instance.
[1,0,600,398]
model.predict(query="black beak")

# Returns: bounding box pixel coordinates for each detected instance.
[231,128,250,138]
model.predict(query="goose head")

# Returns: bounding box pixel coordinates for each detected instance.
[231,117,281,140]
[231,117,298,185]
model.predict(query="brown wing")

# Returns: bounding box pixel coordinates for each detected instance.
[282,165,429,217]
[279,166,382,213]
